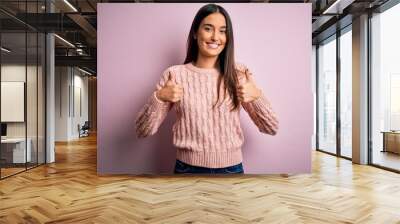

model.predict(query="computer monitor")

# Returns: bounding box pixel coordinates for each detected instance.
[1,123,7,137]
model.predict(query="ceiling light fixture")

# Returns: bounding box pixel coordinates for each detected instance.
[322,0,353,14]
[54,34,75,48]
[78,67,93,76]
[1,47,11,53]
[63,0,78,12]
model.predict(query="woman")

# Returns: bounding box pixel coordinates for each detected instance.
[135,4,279,174]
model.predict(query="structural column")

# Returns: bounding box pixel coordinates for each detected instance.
[46,0,55,163]
[352,14,369,164]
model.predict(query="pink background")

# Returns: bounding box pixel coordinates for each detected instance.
[97,3,312,174]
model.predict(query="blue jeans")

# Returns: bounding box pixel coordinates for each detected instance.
[174,159,244,174]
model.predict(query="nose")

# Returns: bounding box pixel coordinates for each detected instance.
[211,31,219,42]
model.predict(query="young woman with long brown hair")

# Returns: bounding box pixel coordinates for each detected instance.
[135,3,279,174]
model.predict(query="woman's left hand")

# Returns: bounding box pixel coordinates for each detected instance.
[237,69,262,103]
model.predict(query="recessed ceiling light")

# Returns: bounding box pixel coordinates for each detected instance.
[54,34,75,48]
[78,67,93,76]
[63,0,78,12]
[1,47,11,53]
[322,0,354,15]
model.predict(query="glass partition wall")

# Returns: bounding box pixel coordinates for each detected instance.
[0,1,46,179]
[316,26,353,159]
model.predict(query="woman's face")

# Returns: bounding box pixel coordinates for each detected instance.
[195,12,227,59]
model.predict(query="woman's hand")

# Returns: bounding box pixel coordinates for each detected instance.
[237,69,262,103]
[156,72,183,103]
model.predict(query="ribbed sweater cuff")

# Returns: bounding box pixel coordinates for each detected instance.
[249,94,271,111]
[176,148,243,168]
[151,91,170,110]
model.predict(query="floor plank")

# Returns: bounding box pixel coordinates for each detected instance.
[1,134,400,224]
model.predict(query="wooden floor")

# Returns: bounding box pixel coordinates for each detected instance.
[373,151,400,171]
[0,167,26,178]
[1,134,400,224]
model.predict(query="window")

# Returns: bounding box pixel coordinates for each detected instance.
[318,36,337,154]
[371,2,400,171]
[340,27,352,158]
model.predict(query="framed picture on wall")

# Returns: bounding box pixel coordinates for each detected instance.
[1,81,25,122]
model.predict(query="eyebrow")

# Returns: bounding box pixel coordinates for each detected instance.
[203,23,227,29]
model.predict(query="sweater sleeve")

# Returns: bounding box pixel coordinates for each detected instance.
[241,95,279,135]
[235,62,279,135]
[135,68,174,138]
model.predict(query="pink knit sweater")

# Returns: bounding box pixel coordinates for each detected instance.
[135,62,279,168]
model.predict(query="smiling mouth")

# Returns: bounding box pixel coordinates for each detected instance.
[206,42,220,49]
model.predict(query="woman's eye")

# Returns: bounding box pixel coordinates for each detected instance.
[204,27,211,31]
[220,30,226,33]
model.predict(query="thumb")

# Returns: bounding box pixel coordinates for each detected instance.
[166,71,175,85]
[244,68,254,83]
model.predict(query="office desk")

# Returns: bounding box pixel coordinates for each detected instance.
[1,138,32,163]
[381,131,400,154]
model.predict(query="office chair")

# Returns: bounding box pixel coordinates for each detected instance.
[79,121,90,138]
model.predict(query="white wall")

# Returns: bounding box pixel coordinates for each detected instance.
[55,66,89,141]
[72,73,89,138]
[55,66,69,141]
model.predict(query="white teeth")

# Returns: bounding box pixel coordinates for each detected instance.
[207,43,219,49]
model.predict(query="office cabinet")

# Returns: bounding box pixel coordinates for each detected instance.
[382,131,400,154]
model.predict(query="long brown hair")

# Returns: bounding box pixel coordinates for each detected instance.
[184,3,239,111]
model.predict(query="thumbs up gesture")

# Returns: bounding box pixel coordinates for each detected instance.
[156,71,183,103]
[237,68,262,103]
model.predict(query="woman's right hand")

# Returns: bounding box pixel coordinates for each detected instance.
[156,72,183,103]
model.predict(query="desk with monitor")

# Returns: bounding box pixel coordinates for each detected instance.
[1,123,32,165]
[1,138,32,164]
